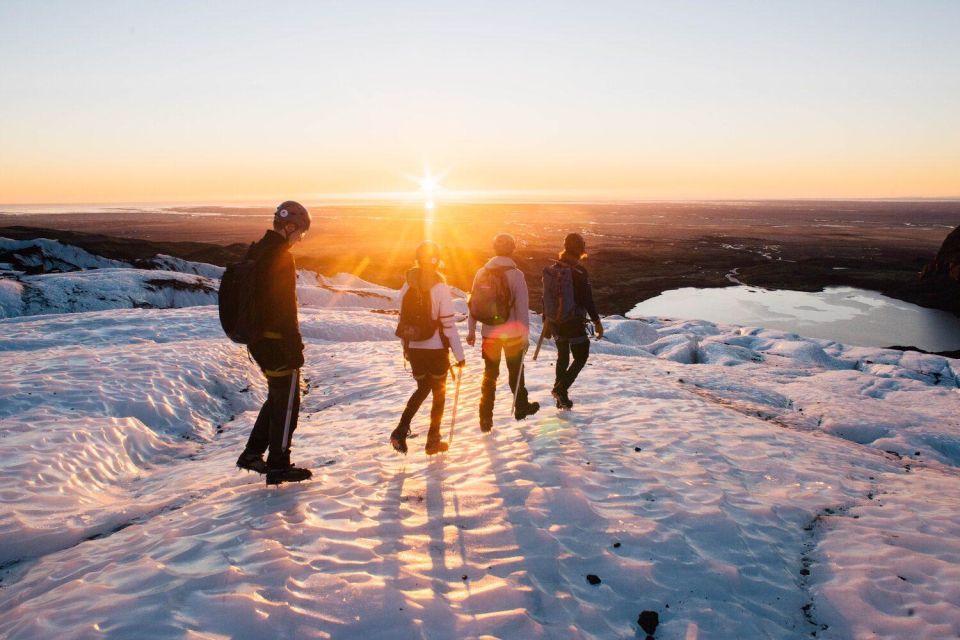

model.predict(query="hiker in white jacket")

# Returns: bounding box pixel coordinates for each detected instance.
[391,241,465,455]
[467,234,540,432]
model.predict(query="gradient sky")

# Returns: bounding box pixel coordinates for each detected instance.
[1,0,959,203]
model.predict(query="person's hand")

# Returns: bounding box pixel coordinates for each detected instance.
[289,350,305,369]
[466,332,476,346]
[542,322,552,339]
[593,320,604,341]
[456,359,466,368]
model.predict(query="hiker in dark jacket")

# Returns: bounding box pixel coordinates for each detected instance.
[235,201,313,485]
[391,241,465,456]
[544,232,603,409]
[467,233,540,431]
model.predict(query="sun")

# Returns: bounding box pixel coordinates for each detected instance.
[419,171,440,194]
[418,166,443,212]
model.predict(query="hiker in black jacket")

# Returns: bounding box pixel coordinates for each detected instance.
[544,233,603,409]
[235,201,313,485]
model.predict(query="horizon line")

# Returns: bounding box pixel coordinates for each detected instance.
[3,193,960,210]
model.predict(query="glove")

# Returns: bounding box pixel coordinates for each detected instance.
[288,349,305,369]
[542,322,553,340]
[285,339,305,369]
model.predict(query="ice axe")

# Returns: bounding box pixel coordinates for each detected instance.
[511,347,528,417]
[447,362,463,445]
[281,369,300,455]
[532,321,548,361]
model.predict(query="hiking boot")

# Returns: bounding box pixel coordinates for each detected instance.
[390,424,415,454]
[552,388,573,410]
[425,439,449,455]
[515,401,540,421]
[265,465,313,486]
[236,450,267,474]
[479,415,494,433]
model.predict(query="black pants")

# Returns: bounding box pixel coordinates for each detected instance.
[399,348,448,444]
[555,338,590,392]
[480,337,528,418]
[246,371,301,468]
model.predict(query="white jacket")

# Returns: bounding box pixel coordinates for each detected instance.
[398,278,466,362]
[467,256,530,341]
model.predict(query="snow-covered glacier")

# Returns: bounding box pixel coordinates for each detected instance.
[1,245,959,639]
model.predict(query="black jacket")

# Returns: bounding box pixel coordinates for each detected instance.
[247,230,303,367]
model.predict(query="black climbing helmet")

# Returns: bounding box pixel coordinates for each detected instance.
[274,201,311,234]
[415,240,442,267]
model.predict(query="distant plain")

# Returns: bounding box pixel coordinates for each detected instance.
[2,200,957,316]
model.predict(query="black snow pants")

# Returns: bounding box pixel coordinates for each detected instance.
[553,321,590,392]
[246,337,301,469]
[399,348,449,445]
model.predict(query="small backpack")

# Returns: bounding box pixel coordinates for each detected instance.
[395,284,437,343]
[469,266,514,326]
[218,254,263,344]
[542,261,579,324]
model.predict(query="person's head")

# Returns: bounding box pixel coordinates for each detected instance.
[415,240,442,272]
[493,233,516,257]
[563,232,586,259]
[273,201,311,244]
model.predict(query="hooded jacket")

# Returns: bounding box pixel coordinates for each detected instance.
[467,255,530,342]
[398,268,465,362]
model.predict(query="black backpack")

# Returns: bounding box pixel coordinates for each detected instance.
[468,266,514,325]
[218,255,263,344]
[395,284,437,343]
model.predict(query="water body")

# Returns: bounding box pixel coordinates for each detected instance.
[628,286,960,352]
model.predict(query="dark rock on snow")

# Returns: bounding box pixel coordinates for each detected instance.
[638,610,659,636]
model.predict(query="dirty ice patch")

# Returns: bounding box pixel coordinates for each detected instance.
[0,269,218,317]
[0,237,127,272]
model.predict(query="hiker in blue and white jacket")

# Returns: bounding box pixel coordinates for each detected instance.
[467,234,540,432]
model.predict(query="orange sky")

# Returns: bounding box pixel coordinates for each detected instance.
[2,2,958,204]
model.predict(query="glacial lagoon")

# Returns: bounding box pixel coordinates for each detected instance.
[628,286,960,352]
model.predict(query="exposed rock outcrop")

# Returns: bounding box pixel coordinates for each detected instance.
[918,225,960,316]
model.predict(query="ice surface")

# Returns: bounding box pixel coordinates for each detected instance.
[1,264,959,639]
[0,237,127,272]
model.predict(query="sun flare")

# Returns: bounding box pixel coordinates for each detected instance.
[417,166,444,218]
[419,171,440,195]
